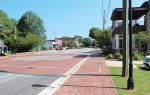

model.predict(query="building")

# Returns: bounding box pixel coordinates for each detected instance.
[111,1,150,53]
[43,37,79,50]
[42,40,58,50]
[55,37,79,47]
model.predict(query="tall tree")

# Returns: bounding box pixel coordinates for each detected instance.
[17,11,46,39]
[0,10,14,39]
[74,35,83,43]
[89,27,100,39]
[89,28,112,50]
[82,38,92,47]
[17,11,46,51]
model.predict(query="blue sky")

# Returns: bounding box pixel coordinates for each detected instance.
[0,0,146,39]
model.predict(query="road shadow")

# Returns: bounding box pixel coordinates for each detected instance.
[32,84,54,88]
[73,55,88,58]
[137,66,150,71]
[73,53,103,58]
[72,73,121,77]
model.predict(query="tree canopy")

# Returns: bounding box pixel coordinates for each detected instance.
[82,37,92,47]
[66,41,76,49]
[89,28,112,50]
[0,10,47,52]
[0,10,14,39]
[17,11,46,37]
[74,35,83,43]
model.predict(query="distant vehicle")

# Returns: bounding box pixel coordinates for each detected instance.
[63,47,69,50]
[0,50,6,56]
[56,47,63,50]
[143,56,150,69]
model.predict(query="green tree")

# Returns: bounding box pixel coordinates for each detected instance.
[89,27,100,39]
[135,32,149,53]
[74,35,83,43]
[0,10,14,39]
[91,40,97,47]
[89,28,112,50]
[17,11,46,39]
[16,11,46,52]
[66,41,76,49]
[82,38,92,47]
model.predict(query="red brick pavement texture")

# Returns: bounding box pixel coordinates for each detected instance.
[0,53,85,75]
[53,52,118,95]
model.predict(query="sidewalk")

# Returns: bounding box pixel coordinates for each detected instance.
[53,51,118,95]
[106,60,143,68]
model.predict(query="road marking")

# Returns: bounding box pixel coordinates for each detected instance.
[0,74,13,79]
[37,53,91,95]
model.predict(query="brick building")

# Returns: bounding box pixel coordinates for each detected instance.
[111,1,150,53]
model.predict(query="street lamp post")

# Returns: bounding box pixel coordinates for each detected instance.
[127,0,134,90]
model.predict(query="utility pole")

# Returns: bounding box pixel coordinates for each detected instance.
[122,0,129,77]
[14,27,17,54]
[103,10,106,31]
[127,0,134,90]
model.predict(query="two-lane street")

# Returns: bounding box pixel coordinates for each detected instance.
[0,48,94,95]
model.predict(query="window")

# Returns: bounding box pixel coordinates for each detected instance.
[119,35,123,49]
[135,39,145,49]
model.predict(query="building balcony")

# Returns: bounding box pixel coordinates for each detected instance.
[112,25,146,37]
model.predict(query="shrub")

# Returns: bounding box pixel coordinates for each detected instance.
[41,47,48,51]
[118,55,123,61]
[133,51,144,60]
[106,54,113,59]
[102,50,112,56]
[115,52,121,59]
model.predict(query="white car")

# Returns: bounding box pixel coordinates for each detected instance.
[143,56,150,69]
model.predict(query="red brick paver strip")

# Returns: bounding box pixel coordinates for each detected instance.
[54,52,118,95]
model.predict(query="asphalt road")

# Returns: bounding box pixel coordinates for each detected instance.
[0,73,59,95]
[0,48,94,95]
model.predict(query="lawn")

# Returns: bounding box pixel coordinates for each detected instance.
[109,67,150,95]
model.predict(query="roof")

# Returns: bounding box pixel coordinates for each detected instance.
[111,1,149,20]
[111,7,148,20]
[0,39,6,47]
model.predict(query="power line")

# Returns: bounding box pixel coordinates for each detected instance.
[101,0,104,17]
[48,23,100,32]
[106,0,111,20]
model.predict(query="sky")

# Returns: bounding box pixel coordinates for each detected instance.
[0,0,147,40]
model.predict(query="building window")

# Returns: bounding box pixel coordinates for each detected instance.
[119,39,123,49]
[119,35,123,49]
[135,39,145,49]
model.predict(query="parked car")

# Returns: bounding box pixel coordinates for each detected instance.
[56,47,63,50]
[143,56,150,69]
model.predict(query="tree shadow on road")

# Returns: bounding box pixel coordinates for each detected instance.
[73,53,103,58]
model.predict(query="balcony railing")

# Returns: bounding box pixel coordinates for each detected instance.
[112,25,146,37]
